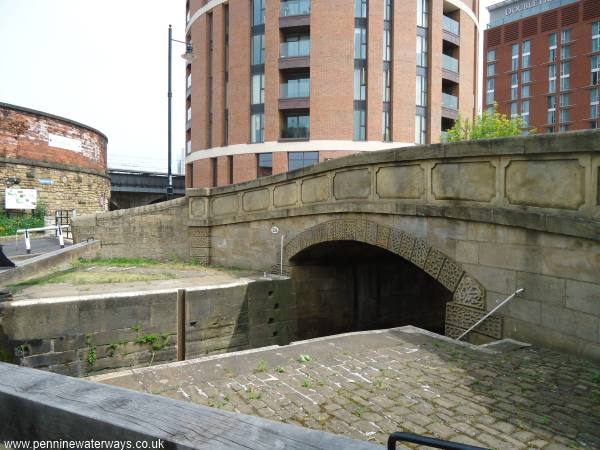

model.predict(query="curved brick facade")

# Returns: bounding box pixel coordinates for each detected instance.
[0,102,110,217]
[184,0,479,188]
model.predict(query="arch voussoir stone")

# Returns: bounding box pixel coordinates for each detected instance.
[279,219,503,341]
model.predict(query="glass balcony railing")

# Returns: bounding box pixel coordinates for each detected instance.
[281,0,311,17]
[442,54,459,73]
[443,15,459,36]
[442,93,458,110]
[282,127,310,139]
[280,79,310,98]
[280,39,310,58]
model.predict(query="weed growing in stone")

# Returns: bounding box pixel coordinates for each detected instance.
[246,387,262,400]
[302,379,312,388]
[275,366,285,373]
[255,359,268,373]
[298,354,312,363]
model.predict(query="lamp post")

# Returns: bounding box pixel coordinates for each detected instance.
[167,24,195,199]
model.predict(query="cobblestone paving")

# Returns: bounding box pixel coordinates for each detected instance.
[95,328,600,449]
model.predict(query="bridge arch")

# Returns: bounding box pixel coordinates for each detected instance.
[280,219,501,341]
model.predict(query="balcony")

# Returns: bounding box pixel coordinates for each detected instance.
[443,16,459,35]
[442,54,459,83]
[280,38,310,69]
[442,93,458,110]
[281,0,310,17]
[280,79,310,110]
[442,93,458,120]
[442,16,460,45]
[281,127,309,140]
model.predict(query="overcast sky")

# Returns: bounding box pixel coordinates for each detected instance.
[0,1,498,174]
[0,0,186,173]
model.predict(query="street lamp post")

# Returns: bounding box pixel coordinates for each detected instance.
[167,24,195,200]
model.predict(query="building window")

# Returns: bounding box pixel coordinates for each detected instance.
[354,27,367,59]
[383,68,391,102]
[252,34,264,65]
[522,84,530,98]
[354,67,367,100]
[511,43,519,71]
[592,55,600,85]
[251,113,264,143]
[511,73,519,100]
[549,33,557,62]
[560,124,569,132]
[560,61,570,91]
[548,95,556,124]
[288,151,318,171]
[251,73,265,105]
[257,153,272,177]
[522,40,531,68]
[593,22,600,52]
[282,113,310,139]
[522,69,531,84]
[354,109,366,140]
[487,63,495,77]
[417,0,428,28]
[591,88,599,120]
[510,102,518,119]
[415,115,426,144]
[487,49,496,62]
[486,77,494,105]
[384,0,392,21]
[416,75,427,107]
[383,29,392,62]
[560,108,569,124]
[560,93,569,107]
[549,63,556,93]
[355,0,367,18]
[521,100,529,127]
[252,0,265,26]
[416,35,428,67]
[382,111,391,142]
[561,44,571,60]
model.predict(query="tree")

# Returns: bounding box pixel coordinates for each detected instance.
[444,104,530,142]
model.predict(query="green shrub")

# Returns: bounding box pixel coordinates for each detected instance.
[0,202,46,237]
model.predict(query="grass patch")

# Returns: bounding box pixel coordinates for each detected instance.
[9,269,177,289]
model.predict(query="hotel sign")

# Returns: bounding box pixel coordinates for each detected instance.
[504,0,555,16]
[488,0,575,26]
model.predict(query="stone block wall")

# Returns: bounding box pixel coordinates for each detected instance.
[72,198,190,261]
[0,161,110,217]
[0,278,296,376]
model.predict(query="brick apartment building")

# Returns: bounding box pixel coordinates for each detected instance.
[484,0,600,133]
[184,0,479,188]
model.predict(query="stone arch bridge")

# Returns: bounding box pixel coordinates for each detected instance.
[74,131,600,359]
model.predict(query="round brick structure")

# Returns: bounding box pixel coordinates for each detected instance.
[0,102,110,217]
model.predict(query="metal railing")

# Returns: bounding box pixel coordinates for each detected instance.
[280,0,311,17]
[443,15,460,36]
[16,225,70,254]
[442,54,459,73]
[442,93,458,110]
[388,432,488,450]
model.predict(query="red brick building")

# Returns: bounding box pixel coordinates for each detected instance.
[483,0,600,133]
[0,102,110,216]
[184,0,480,188]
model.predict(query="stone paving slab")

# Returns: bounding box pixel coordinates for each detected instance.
[93,327,600,449]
